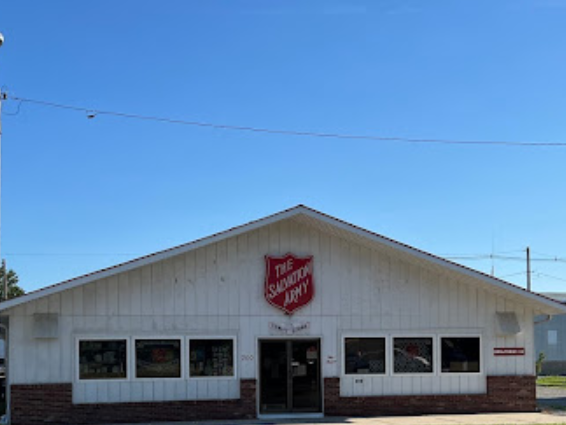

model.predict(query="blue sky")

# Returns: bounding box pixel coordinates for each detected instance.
[1,0,566,293]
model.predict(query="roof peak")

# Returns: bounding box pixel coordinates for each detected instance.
[1,205,565,315]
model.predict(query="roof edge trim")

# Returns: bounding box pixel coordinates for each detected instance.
[1,204,565,315]
[0,205,309,311]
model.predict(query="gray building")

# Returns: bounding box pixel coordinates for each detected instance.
[536,293,566,375]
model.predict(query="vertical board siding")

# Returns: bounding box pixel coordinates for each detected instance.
[7,220,535,403]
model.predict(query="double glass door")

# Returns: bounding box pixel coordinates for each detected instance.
[259,339,321,414]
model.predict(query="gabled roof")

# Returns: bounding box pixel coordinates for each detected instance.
[2,205,565,314]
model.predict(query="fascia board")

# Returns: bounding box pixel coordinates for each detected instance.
[2,204,565,316]
[0,206,309,312]
[299,208,566,315]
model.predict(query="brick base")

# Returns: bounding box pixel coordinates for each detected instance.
[11,380,257,425]
[324,375,536,416]
[11,376,535,424]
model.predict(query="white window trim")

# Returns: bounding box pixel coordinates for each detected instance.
[438,334,483,376]
[133,336,185,381]
[187,335,238,380]
[75,336,130,383]
[391,335,436,376]
[341,334,389,377]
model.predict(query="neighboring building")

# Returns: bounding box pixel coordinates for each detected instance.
[535,293,566,375]
[0,205,565,425]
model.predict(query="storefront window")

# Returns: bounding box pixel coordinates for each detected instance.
[189,339,234,377]
[79,339,127,380]
[135,339,181,378]
[344,338,386,374]
[393,337,433,374]
[441,337,480,373]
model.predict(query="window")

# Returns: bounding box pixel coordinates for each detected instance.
[189,339,234,377]
[79,339,127,380]
[441,337,480,373]
[548,330,558,346]
[344,338,386,375]
[393,337,433,374]
[135,339,181,378]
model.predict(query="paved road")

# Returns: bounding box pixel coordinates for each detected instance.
[537,384,566,413]
[109,413,566,425]
[103,387,566,425]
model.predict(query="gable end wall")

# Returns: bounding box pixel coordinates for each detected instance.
[6,219,535,404]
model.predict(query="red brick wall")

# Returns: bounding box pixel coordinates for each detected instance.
[11,376,536,424]
[324,375,536,416]
[11,380,257,425]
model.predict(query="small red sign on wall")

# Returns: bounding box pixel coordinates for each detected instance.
[265,253,314,315]
[494,347,525,356]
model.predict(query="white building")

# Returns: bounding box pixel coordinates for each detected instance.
[1,205,565,425]
[535,293,566,375]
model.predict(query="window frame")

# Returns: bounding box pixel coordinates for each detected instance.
[391,335,435,376]
[187,336,238,380]
[133,336,185,381]
[76,336,130,383]
[438,334,483,376]
[342,335,389,377]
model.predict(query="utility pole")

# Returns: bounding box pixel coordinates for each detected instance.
[0,92,3,297]
[526,246,531,292]
[0,32,4,301]
[2,260,6,301]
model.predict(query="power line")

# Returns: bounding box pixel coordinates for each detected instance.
[445,254,525,261]
[6,94,566,147]
[4,252,141,257]
[532,250,566,262]
[498,271,527,279]
[444,254,566,263]
[440,249,524,256]
[4,250,566,262]
[535,272,566,283]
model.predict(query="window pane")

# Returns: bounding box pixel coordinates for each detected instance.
[441,337,480,373]
[393,337,433,374]
[79,340,127,380]
[548,330,558,346]
[344,338,385,374]
[190,339,234,377]
[135,339,181,378]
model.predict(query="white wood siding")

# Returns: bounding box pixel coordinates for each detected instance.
[7,219,535,403]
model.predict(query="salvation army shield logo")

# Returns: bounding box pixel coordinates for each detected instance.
[264,253,314,315]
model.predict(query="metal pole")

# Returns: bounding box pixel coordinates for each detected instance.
[0,32,5,304]
[0,33,10,425]
[0,92,2,286]
[527,247,531,291]
[1,260,5,301]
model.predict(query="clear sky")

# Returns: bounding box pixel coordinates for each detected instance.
[1,0,566,293]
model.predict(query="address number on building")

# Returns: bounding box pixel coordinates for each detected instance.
[241,354,255,361]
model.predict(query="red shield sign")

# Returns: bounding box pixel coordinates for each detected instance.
[264,253,314,315]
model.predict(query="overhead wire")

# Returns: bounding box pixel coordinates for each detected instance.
[6,94,566,147]
[498,271,527,279]
[444,254,525,261]
[443,254,566,263]
[534,272,566,283]
[4,252,141,257]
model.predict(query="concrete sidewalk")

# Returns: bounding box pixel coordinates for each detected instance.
[111,412,566,425]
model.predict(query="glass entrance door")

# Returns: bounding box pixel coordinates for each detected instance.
[259,339,321,414]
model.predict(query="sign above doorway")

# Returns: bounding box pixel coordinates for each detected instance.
[269,322,310,335]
